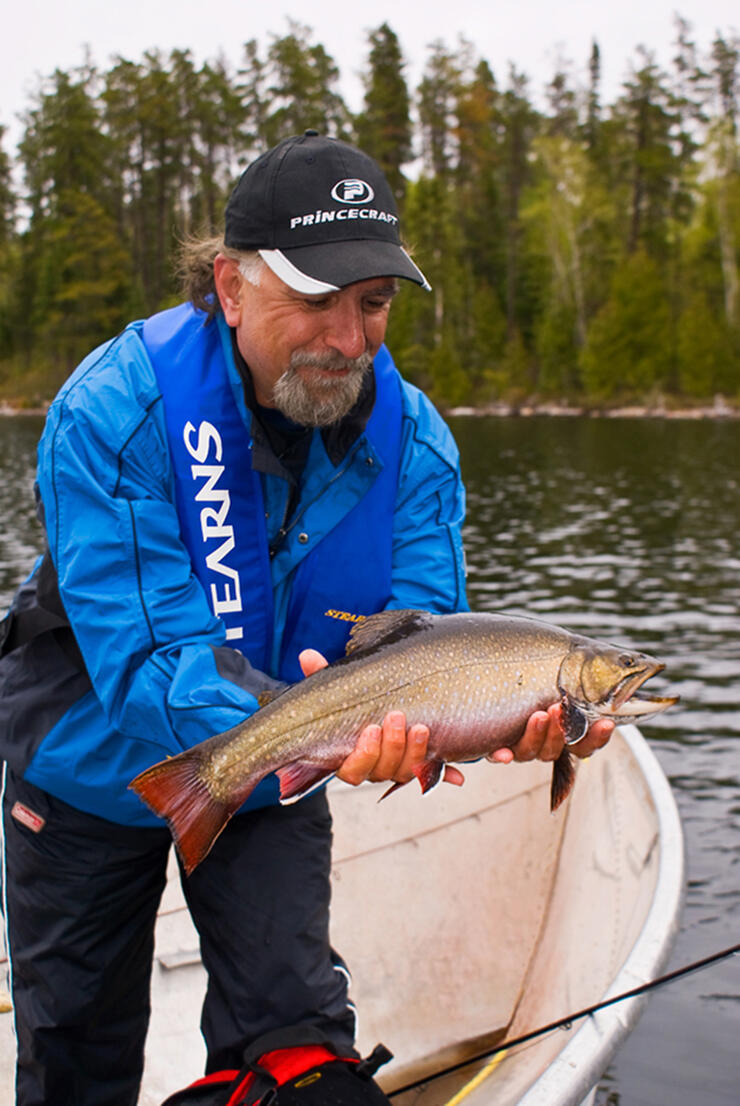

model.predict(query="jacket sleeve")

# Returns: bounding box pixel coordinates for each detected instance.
[389,383,469,614]
[36,328,277,757]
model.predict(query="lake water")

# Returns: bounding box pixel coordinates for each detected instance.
[447,414,740,1105]
[1,413,738,1103]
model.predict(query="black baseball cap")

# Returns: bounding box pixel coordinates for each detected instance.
[224,130,431,293]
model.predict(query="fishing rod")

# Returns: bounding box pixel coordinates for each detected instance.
[388,940,740,1099]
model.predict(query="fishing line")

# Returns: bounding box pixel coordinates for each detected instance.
[387,941,740,1099]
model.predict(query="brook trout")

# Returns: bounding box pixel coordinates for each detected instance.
[131,610,678,873]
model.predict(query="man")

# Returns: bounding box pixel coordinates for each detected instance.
[0,131,612,1106]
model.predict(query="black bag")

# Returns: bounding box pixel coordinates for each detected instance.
[161,1027,394,1106]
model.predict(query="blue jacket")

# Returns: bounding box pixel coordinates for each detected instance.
[0,307,468,826]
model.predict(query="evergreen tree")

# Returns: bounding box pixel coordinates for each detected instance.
[706,33,740,328]
[15,63,132,370]
[499,66,540,340]
[183,54,244,231]
[608,49,689,259]
[29,190,132,378]
[676,288,737,396]
[417,40,463,177]
[238,39,271,151]
[0,125,15,244]
[453,59,508,386]
[580,250,673,398]
[20,63,109,220]
[355,23,413,202]
[584,41,602,152]
[0,126,17,359]
[102,51,189,309]
[454,59,505,290]
[264,20,350,144]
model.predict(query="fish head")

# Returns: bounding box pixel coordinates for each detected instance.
[559,638,679,722]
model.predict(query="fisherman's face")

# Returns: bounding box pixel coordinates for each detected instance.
[215,257,398,426]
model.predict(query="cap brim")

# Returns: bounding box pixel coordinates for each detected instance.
[259,241,431,294]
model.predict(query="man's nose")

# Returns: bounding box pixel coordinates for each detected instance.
[323,300,367,360]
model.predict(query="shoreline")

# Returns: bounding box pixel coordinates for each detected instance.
[445,397,739,420]
[1,399,738,421]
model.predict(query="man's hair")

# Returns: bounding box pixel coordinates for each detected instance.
[177,235,264,317]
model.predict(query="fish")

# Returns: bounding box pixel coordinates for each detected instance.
[130,609,678,873]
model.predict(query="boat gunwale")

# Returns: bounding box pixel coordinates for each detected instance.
[509,723,685,1106]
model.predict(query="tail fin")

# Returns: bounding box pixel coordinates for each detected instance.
[130,750,246,874]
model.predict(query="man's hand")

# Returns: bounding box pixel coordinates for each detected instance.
[298,648,463,789]
[488,704,614,765]
[298,650,613,788]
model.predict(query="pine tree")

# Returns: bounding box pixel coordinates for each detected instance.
[579,250,673,398]
[585,41,602,152]
[183,55,244,231]
[16,63,133,372]
[263,20,350,144]
[355,23,413,202]
[417,40,462,177]
[609,48,689,259]
[0,125,15,244]
[0,126,17,359]
[706,33,739,328]
[499,66,540,341]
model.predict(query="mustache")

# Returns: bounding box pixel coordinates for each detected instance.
[288,349,374,373]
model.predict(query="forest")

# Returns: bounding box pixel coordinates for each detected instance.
[0,18,738,409]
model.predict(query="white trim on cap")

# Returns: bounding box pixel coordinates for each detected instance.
[402,247,432,292]
[258,249,340,294]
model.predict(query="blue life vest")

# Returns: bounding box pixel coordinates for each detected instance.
[142,303,402,683]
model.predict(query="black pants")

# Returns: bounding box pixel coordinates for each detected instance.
[2,769,355,1106]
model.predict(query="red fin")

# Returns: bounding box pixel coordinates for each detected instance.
[413,759,444,794]
[129,752,247,874]
[276,762,335,803]
[379,760,444,802]
[550,748,575,811]
[379,780,408,801]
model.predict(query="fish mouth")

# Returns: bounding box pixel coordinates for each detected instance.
[605,664,679,718]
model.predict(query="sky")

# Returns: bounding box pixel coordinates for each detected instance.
[2,0,738,153]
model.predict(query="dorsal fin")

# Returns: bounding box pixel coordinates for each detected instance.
[345,609,432,656]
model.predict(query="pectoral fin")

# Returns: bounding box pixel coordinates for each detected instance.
[414,758,445,794]
[550,748,575,811]
[276,761,335,803]
[379,758,445,801]
[560,694,589,745]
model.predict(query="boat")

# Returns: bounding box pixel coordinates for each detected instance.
[0,722,684,1105]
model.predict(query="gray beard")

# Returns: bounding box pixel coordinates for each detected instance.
[271,350,373,427]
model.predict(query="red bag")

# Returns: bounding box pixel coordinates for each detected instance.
[161,1029,393,1106]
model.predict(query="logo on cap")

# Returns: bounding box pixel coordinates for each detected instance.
[331,179,375,204]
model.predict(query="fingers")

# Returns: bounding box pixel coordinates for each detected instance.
[336,723,383,786]
[335,713,464,789]
[298,648,328,678]
[336,711,420,786]
[502,706,563,763]
[368,711,412,782]
[493,705,616,764]
[570,717,614,758]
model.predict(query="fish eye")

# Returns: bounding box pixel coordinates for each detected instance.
[619,653,635,667]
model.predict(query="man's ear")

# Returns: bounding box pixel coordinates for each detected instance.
[213,255,243,326]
